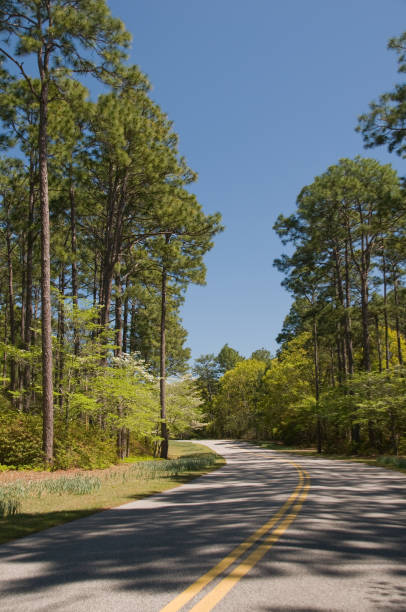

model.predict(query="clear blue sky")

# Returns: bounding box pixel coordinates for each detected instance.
[108,0,406,362]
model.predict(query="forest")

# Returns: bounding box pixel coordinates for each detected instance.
[1,2,406,472]
[193,33,406,457]
[0,0,221,468]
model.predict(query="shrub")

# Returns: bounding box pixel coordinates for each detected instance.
[54,422,117,469]
[0,410,43,467]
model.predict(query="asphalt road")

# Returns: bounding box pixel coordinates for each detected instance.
[0,440,405,611]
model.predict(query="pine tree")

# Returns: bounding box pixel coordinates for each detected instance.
[0,0,130,464]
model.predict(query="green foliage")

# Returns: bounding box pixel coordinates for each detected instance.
[320,367,406,454]
[0,410,43,467]
[357,31,406,157]
[0,1,222,469]
[54,424,117,470]
[376,456,406,469]
[258,333,316,444]
[192,353,220,425]
[165,376,204,438]
[216,344,244,374]
[250,348,272,363]
[213,359,266,437]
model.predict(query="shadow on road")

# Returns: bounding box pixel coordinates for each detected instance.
[0,440,405,611]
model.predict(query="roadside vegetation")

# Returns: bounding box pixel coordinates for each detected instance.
[0,2,405,525]
[0,441,224,545]
[0,0,221,469]
[193,31,406,462]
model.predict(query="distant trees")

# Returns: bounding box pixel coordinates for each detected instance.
[217,344,243,374]
[212,359,266,438]
[193,345,271,436]
[191,30,406,455]
[193,153,406,452]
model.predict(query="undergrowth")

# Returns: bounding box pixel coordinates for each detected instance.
[376,456,406,469]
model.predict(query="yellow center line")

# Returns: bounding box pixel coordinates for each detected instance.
[160,460,307,612]
[189,473,310,612]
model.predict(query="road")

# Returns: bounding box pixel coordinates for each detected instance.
[0,440,405,611]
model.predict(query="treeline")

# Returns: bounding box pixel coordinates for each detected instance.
[0,1,221,467]
[194,32,406,456]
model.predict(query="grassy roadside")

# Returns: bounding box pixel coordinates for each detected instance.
[249,441,406,475]
[0,441,225,546]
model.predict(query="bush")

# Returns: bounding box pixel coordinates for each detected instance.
[0,407,117,469]
[0,410,43,467]
[54,423,117,469]
[376,455,406,469]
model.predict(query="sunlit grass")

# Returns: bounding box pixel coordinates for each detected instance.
[0,441,225,545]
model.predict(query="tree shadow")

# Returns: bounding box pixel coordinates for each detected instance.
[0,440,405,611]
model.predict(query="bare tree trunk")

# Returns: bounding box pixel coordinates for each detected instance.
[2,306,7,388]
[313,316,321,454]
[57,266,65,413]
[330,345,335,387]
[6,227,16,397]
[20,241,26,346]
[333,248,348,376]
[39,79,54,466]
[383,255,390,369]
[336,338,343,384]
[393,276,403,366]
[130,300,136,353]
[114,273,123,356]
[360,271,371,372]
[93,255,98,308]
[23,164,36,411]
[375,314,382,373]
[344,242,354,376]
[70,181,80,356]
[122,278,129,354]
[160,261,169,459]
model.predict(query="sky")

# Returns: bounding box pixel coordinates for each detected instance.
[106,0,406,362]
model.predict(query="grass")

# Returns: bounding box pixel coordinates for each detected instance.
[249,441,406,474]
[0,441,225,545]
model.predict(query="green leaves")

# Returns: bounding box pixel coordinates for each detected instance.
[0,0,130,84]
[357,31,406,157]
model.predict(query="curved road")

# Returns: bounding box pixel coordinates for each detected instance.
[0,440,405,611]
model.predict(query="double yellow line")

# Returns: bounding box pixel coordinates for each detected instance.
[161,457,310,612]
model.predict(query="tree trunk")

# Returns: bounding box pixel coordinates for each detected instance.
[333,248,348,376]
[383,255,390,369]
[313,316,322,454]
[360,271,371,372]
[130,300,136,353]
[93,254,98,308]
[39,79,54,466]
[70,181,80,356]
[393,276,403,366]
[6,226,16,397]
[344,242,354,376]
[122,279,129,354]
[2,307,7,388]
[330,345,335,387]
[375,314,382,373]
[114,273,123,356]
[160,262,169,459]
[23,163,36,411]
[57,266,65,413]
